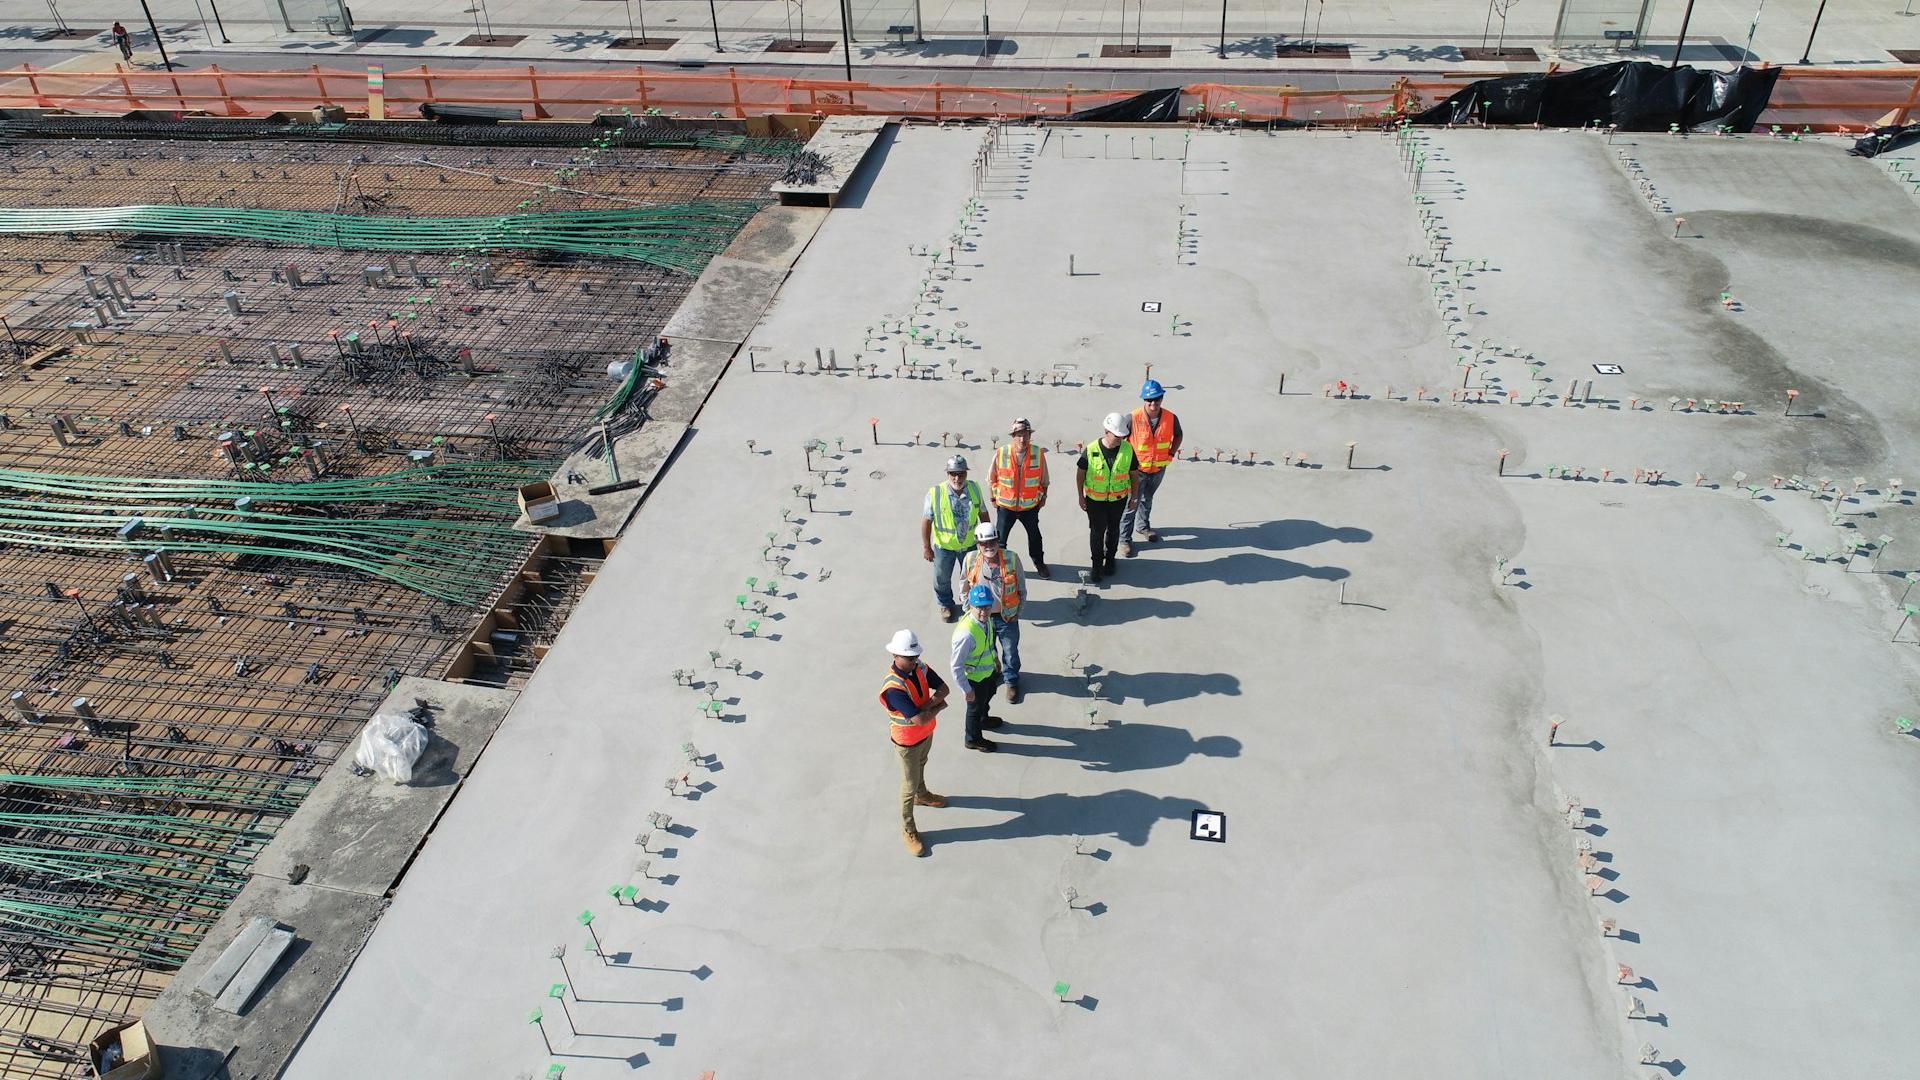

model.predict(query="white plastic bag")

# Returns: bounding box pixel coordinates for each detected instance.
[354,713,429,784]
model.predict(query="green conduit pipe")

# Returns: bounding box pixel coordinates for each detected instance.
[0,202,763,274]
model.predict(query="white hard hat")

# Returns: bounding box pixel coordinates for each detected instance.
[974,521,998,542]
[1103,412,1130,437]
[886,629,921,656]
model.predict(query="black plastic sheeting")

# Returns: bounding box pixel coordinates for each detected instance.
[1064,86,1184,123]
[1413,61,1780,133]
[1851,124,1920,158]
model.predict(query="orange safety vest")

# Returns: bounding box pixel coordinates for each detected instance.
[965,550,1022,616]
[991,442,1046,510]
[1129,406,1176,473]
[879,663,938,746]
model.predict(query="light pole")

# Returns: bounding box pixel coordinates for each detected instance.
[709,0,723,50]
[1669,0,1696,68]
[137,0,173,70]
[1798,0,1829,63]
[1218,0,1227,58]
[839,0,853,79]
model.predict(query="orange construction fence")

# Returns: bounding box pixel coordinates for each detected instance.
[0,64,1912,130]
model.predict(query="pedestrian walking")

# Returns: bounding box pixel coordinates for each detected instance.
[951,584,1004,752]
[879,629,949,858]
[921,455,990,622]
[989,417,1050,577]
[1121,379,1183,557]
[110,21,133,62]
[1078,413,1142,583]
[961,520,1027,703]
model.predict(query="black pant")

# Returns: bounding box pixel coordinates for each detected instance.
[1086,498,1124,573]
[994,505,1045,566]
[964,670,1000,741]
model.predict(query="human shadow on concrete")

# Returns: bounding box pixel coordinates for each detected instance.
[994,719,1239,773]
[1123,552,1347,588]
[1020,593,1194,628]
[1094,669,1239,706]
[926,790,1202,847]
[1157,519,1371,552]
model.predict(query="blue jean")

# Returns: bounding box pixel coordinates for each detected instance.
[1120,469,1166,539]
[931,545,964,609]
[993,613,1021,686]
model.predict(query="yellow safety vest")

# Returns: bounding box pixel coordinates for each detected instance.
[1083,441,1135,501]
[954,612,995,682]
[927,480,984,551]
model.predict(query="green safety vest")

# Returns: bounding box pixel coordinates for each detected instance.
[1083,440,1136,501]
[954,611,996,682]
[928,480,984,551]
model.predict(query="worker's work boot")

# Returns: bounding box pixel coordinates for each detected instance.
[939,604,958,623]
[1141,530,1160,542]
[914,791,948,808]
[903,829,926,857]
[1003,682,1019,704]
[1121,541,1136,558]
[1034,560,1051,577]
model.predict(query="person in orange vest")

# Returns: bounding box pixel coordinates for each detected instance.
[879,629,949,857]
[988,417,1050,578]
[1121,379,1183,557]
[1077,412,1142,583]
[961,520,1027,703]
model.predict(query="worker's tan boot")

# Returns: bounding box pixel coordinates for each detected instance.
[903,828,927,857]
[914,791,948,808]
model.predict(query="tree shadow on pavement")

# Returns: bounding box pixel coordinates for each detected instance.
[926,790,1202,847]
[993,720,1240,773]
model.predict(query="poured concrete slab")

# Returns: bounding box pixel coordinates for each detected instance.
[287,127,1920,1080]
[771,115,890,205]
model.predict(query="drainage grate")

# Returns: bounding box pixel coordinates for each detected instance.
[1273,44,1351,57]
[610,36,677,49]
[1458,46,1539,61]
[767,39,836,52]
[1102,44,1171,58]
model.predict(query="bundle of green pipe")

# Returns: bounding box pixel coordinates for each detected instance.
[0,201,764,274]
[0,462,553,605]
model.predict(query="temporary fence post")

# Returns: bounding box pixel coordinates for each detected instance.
[636,66,651,111]
[23,65,49,108]
[528,65,549,118]
[311,65,333,108]
[1898,74,1920,126]
[209,63,240,116]
[730,67,744,118]
[118,64,138,110]
[420,64,436,107]
[934,86,943,118]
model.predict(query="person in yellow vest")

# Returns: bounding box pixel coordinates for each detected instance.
[1121,379,1183,557]
[920,454,991,622]
[879,629,949,858]
[988,417,1050,578]
[961,520,1028,704]
[950,584,1005,752]
[1077,413,1143,583]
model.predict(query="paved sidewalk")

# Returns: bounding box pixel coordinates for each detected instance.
[10,0,1920,76]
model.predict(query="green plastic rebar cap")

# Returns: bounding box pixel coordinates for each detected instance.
[1896,717,1913,733]
[619,884,639,902]
[576,910,595,926]
[546,1065,566,1079]
[527,1007,543,1024]
[547,982,566,999]
[1053,981,1071,997]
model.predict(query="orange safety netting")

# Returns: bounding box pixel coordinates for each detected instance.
[0,64,1910,130]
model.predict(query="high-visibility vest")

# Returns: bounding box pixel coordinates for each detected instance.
[927,480,984,551]
[1129,407,1176,472]
[991,443,1046,509]
[953,612,996,682]
[965,550,1021,617]
[1083,440,1136,501]
[878,663,938,746]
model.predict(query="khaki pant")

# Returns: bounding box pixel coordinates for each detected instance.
[897,737,932,830]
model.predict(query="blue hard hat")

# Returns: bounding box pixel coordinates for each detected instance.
[1140,379,1165,400]
[967,584,995,608]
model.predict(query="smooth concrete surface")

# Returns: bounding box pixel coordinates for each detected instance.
[288,127,1920,1078]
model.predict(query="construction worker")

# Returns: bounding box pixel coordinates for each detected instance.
[1121,379,1183,556]
[921,455,990,622]
[1077,413,1142,583]
[880,629,949,858]
[951,584,1004,752]
[989,417,1050,577]
[961,520,1027,703]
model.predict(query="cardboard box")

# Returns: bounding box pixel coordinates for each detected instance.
[90,1019,159,1080]
[517,480,560,524]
